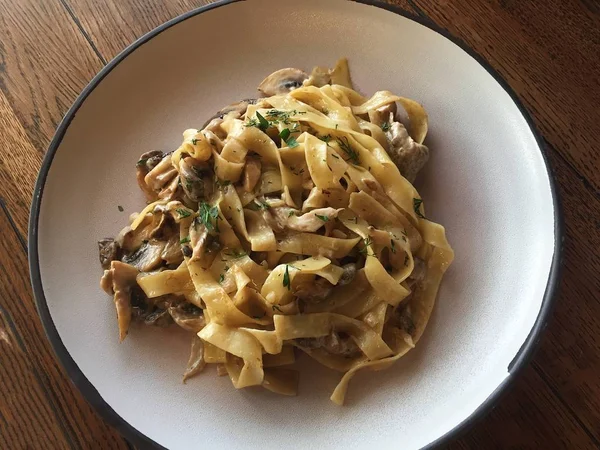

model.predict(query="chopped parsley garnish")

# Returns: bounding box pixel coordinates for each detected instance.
[256,112,270,131]
[288,210,296,217]
[180,236,191,244]
[117,205,124,212]
[315,214,329,222]
[381,122,391,132]
[272,305,283,313]
[390,239,396,253]
[413,198,426,219]
[318,134,332,146]
[176,208,192,218]
[191,138,199,145]
[359,237,374,256]
[266,109,305,125]
[337,136,359,164]
[286,136,298,148]
[218,273,225,283]
[255,199,270,210]
[136,158,147,167]
[330,153,340,159]
[199,202,220,231]
[279,128,291,141]
[404,254,410,267]
[283,265,291,290]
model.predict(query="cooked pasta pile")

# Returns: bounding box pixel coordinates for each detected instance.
[99,59,453,405]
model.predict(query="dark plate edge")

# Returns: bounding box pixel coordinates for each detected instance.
[27,1,563,449]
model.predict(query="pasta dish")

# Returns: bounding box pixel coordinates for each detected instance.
[98,59,453,405]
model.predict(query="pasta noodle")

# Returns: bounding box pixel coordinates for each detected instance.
[98,58,453,405]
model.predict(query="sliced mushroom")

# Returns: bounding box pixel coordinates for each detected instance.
[144,154,178,191]
[367,103,398,127]
[98,238,120,269]
[201,99,257,129]
[338,263,357,286]
[183,335,206,383]
[136,150,163,201]
[243,157,262,192]
[180,157,211,203]
[296,331,360,357]
[294,277,333,303]
[189,220,210,261]
[169,303,205,333]
[286,207,342,232]
[258,68,308,96]
[385,120,429,183]
[303,66,331,88]
[161,235,184,266]
[106,261,139,341]
[122,240,165,272]
[157,174,181,201]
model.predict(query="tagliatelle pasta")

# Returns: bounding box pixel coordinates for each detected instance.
[98,59,453,405]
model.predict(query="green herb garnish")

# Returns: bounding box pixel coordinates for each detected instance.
[255,200,270,210]
[286,136,298,148]
[381,122,391,132]
[413,198,426,219]
[199,202,220,231]
[337,136,359,164]
[390,239,396,253]
[136,158,147,167]
[359,237,374,256]
[180,236,191,244]
[279,128,291,141]
[272,305,283,313]
[283,265,291,290]
[218,273,225,283]
[288,210,296,217]
[117,205,124,212]
[315,214,329,222]
[256,112,270,131]
[176,208,192,219]
[191,138,198,145]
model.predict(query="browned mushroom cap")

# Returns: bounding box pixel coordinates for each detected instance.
[122,240,165,272]
[258,68,308,97]
[98,238,121,269]
[169,302,205,333]
[200,99,257,129]
[179,157,212,203]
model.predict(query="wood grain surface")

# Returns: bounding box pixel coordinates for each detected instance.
[0,0,598,449]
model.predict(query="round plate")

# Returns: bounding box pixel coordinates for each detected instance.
[29,0,561,449]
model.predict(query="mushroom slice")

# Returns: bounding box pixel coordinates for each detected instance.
[122,240,165,272]
[201,99,257,129]
[258,68,308,96]
[286,207,343,232]
[189,220,210,261]
[243,157,262,192]
[183,335,206,383]
[98,238,120,269]
[107,261,139,341]
[294,277,333,303]
[180,157,211,202]
[144,154,178,191]
[136,150,164,201]
[385,120,429,183]
[161,235,184,266]
[169,303,205,332]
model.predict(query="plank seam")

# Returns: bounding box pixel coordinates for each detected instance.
[58,0,108,65]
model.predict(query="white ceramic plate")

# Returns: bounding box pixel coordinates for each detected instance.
[29,1,561,449]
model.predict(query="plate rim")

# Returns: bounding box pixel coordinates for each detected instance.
[27,0,563,448]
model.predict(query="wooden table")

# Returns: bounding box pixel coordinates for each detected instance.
[0,0,598,448]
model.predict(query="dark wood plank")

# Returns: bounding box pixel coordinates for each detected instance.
[0,202,129,449]
[447,364,597,449]
[0,0,104,154]
[0,300,72,450]
[530,143,600,441]
[411,0,600,191]
[0,89,41,238]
